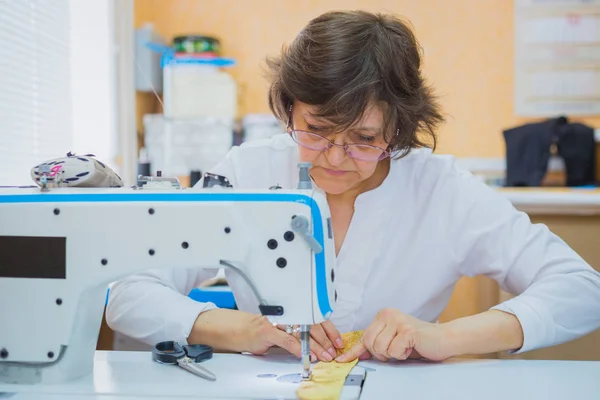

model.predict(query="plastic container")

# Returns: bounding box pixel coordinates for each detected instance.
[161,52,237,120]
[143,113,233,178]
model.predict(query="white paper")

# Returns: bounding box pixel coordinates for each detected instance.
[515,0,600,116]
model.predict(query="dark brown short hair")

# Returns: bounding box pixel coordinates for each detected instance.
[266,10,444,158]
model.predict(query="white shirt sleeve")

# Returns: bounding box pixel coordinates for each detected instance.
[450,169,600,354]
[105,149,240,346]
[105,268,219,346]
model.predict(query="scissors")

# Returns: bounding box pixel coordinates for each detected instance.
[152,340,217,381]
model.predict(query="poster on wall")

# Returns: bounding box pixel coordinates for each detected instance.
[514,0,600,116]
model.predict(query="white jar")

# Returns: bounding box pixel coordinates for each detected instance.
[163,61,237,120]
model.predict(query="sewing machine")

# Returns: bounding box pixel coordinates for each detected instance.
[3,166,599,400]
[0,164,368,398]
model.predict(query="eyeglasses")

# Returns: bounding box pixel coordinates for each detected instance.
[288,129,390,162]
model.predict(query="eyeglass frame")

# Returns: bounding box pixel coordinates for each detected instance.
[285,105,396,162]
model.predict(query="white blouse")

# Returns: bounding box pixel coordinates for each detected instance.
[106,134,600,354]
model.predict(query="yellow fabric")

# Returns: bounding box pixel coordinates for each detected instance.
[296,330,363,400]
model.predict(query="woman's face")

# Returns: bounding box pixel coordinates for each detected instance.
[290,101,390,195]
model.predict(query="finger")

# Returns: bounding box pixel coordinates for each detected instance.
[287,329,330,362]
[335,340,367,363]
[275,324,298,334]
[373,325,396,360]
[370,347,389,363]
[388,327,416,360]
[388,335,410,360]
[309,336,333,362]
[336,319,385,363]
[361,319,386,360]
[310,324,336,359]
[267,328,302,358]
[359,351,372,361]
[400,347,413,360]
[320,320,344,349]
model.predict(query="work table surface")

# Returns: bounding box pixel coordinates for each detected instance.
[2,351,599,400]
[497,187,600,215]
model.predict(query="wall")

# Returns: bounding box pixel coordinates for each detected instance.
[134,0,599,158]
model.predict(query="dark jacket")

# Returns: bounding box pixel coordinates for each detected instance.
[503,117,596,187]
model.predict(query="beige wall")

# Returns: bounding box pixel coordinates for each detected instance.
[134,0,600,158]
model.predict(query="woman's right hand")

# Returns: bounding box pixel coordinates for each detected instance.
[187,308,303,357]
[276,320,344,362]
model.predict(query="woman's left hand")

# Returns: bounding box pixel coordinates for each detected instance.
[335,308,452,363]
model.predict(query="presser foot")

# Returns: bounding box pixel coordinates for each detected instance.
[301,359,312,381]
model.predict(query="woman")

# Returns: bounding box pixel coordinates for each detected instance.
[107,10,600,363]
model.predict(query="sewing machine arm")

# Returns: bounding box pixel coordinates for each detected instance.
[0,187,336,384]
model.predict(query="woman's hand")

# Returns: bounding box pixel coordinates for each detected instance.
[188,308,303,357]
[277,320,345,362]
[335,308,450,363]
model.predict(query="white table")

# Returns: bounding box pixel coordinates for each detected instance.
[498,188,600,215]
[360,357,600,400]
[1,351,599,400]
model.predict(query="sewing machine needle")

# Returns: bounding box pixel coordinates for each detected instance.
[300,325,311,380]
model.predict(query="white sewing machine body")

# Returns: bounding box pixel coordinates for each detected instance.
[0,186,336,385]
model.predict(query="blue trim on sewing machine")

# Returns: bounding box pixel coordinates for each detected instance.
[0,191,333,317]
[188,287,237,309]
